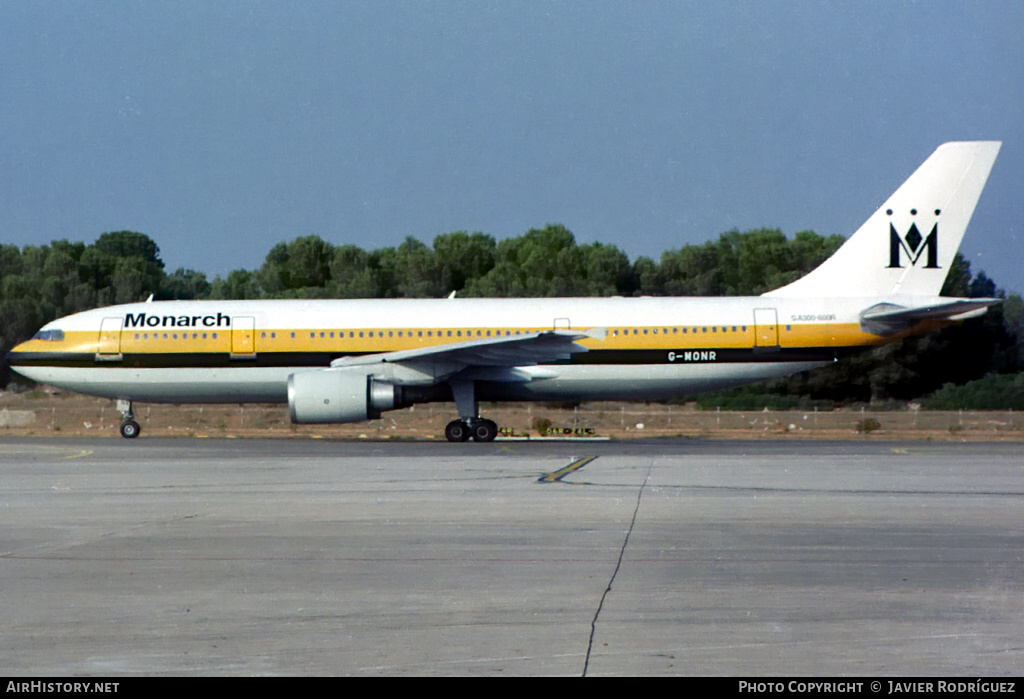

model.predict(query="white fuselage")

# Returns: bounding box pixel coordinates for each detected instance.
[9,295,909,405]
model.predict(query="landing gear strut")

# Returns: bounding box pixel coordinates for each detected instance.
[116,399,141,439]
[445,380,498,442]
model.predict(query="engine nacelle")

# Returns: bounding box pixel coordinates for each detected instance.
[287,368,398,424]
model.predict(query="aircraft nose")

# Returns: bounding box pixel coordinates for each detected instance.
[6,338,38,367]
[6,343,26,363]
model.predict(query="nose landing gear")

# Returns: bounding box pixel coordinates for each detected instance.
[116,399,141,439]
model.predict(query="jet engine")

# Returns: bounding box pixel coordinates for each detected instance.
[287,368,399,423]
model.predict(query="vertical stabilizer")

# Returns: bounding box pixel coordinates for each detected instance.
[766,141,1001,298]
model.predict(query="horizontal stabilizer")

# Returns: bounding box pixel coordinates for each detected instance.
[859,298,1000,335]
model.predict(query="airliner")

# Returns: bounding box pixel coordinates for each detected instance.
[7,141,1002,441]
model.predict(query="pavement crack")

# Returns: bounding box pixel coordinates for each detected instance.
[582,460,652,677]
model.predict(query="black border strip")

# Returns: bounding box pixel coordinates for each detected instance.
[8,346,850,369]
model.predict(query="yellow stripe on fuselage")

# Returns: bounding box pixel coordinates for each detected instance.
[16,322,889,357]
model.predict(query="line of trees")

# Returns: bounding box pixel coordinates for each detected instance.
[2,226,1022,404]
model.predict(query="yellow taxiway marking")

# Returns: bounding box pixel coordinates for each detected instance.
[538,456,598,483]
[60,449,92,459]
[0,446,93,460]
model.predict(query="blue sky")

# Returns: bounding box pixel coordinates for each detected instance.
[2,1,1021,292]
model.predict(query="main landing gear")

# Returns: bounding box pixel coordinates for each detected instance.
[116,399,141,439]
[445,380,498,442]
[445,418,498,443]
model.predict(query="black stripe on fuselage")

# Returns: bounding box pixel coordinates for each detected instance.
[8,346,852,369]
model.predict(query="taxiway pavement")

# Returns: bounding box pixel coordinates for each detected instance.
[1,438,1021,676]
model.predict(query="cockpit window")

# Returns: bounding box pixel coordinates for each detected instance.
[32,329,65,342]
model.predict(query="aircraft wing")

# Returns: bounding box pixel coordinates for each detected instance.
[859,299,1001,335]
[329,328,605,382]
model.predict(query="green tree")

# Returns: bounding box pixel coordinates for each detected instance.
[631,256,660,295]
[468,224,590,297]
[327,244,377,298]
[94,231,164,300]
[258,235,334,296]
[578,242,636,296]
[432,232,496,294]
[159,268,212,300]
[2,225,1020,401]
[209,269,262,300]
[655,228,843,297]
[392,236,441,298]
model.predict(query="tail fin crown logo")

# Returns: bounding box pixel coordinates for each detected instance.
[887,208,940,269]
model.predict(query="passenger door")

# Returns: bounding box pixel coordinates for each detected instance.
[96,317,123,361]
[230,316,256,359]
[753,308,779,348]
